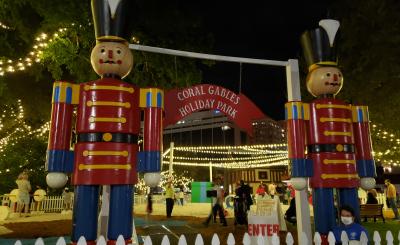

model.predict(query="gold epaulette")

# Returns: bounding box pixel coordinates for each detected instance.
[52,81,80,104]
[139,88,164,109]
[351,105,369,123]
[285,101,309,120]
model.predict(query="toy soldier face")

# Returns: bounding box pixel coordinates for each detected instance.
[306,66,343,97]
[91,41,133,78]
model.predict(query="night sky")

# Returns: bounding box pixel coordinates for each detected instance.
[191,1,334,120]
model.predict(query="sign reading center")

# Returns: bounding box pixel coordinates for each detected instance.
[164,84,265,136]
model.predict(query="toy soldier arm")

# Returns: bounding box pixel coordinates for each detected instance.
[138,88,164,174]
[46,82,80,175]
[285,102,313,178]
[352,105,376,178]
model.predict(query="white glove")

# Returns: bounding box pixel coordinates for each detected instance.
[360,177,376,190]
[46,172,68,189]
[290,177,308,190]
[144,172,161,187]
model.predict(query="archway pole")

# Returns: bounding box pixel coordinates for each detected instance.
[286,59,312,245]
[129,44,312,243]
[209,161,213,182]
[129,44,288,66]
[169,142,174,177]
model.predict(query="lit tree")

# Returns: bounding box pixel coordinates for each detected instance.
[330,0,400,132]
[0,101,49,193]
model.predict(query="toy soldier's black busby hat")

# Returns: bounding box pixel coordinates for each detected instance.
[91,0,131,44]
[300,19,340,72]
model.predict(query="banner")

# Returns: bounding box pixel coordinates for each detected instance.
[164,84,265,136]
[247,197,287,244]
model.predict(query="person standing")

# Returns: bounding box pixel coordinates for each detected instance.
[15,172,31,216]
[385,179,399,220]
[62,187,73,211]
[256,183,266,197]
[268,182,277,198]
[178,188,185,206]
[165,182,175,218]
[236,180,253,210]
[146,190,153,218]
[204,177,227,226]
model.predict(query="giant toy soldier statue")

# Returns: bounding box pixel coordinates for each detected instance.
[45,1,163,244]
[286,19,376,242]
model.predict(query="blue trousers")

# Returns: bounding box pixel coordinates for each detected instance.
[71,185,133,242]
[313,188,359,235]
[388,197,399,219]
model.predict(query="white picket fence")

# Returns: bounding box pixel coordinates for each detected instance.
[0,194,173,213]
[0,195,72,213]
[12,230,400,245]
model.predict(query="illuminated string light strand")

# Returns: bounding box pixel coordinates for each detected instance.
[134,170,193,192]
[371,124,400,168]
[0,22,141,77]
[0,21,11,30]
[0,101,49,154]
[162,160,288,168]
[174,144,286,151]
[173,144,287,155]
[164,154,288,162]
[163,144,289,169]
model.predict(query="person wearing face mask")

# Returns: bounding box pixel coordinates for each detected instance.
[332,205,368,243]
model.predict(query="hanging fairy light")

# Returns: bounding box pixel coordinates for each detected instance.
[371,123,400,168]
[162,143,289,169]
[0,24,84,76]
[0,101,50,156]
[0,21,11,30]
[0,23,141,77]
[134,170,193,192]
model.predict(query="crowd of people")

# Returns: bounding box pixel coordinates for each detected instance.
[9,169,400,244]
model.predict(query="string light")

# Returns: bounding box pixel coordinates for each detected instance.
[172,144,287,155]
[0,23,140,77]
[0,25,76,76]
[162,160,288,168]
[164,154,288,162]
[0,21,11,30]
[371,124,400,168]
[134,170,193,193]
[0,101,50,170]
[163,144,289,169]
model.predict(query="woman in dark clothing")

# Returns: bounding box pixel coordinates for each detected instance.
[364,192,379,222]
[366,192,378,204]
[285,198,296,224]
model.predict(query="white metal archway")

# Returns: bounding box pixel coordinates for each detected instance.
[128,43,311,243]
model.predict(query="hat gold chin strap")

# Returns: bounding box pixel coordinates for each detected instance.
[96,36,128,45]
[308,61,338,72]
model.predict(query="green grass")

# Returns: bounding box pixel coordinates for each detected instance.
[361,219,400,244]
[285,218,400,244]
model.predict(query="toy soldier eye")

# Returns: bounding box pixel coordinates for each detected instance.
[100,49,105,53]
[116,50,121,54]
[326,73,331,77]
[338,74,342,77]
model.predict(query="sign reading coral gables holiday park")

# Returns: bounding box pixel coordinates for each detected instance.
[164,84,265,135]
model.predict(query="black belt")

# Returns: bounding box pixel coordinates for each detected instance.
[308,144,354,153]
[77,133,138,144]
